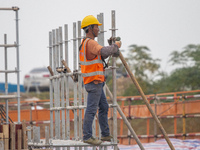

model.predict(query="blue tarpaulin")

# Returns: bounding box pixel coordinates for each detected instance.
[0,82,25,93]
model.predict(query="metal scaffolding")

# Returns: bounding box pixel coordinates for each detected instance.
[0,7,21,124]
[28,10,145,150]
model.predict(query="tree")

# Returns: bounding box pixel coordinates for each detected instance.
[155,44,200,92]
[122,45,161,96]
[126,44,161,81]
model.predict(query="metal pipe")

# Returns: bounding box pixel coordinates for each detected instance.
[111,10,117,150]
[182,95,186,140]
[49,32,54,138]
[73,22,78,145]
[154,95,158,141]
[64,24,70,143]
[15,8,21,124]
[77,21,83,143]
[0,7,19,11]
[118,51,175,150]
[105,84,145,150]
[4,34,9,124]
[52,29,57,139]
[59,27,65,140]
[56,28,61,140]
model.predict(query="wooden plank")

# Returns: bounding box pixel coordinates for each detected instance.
[3,124,9,150]
[15,124,22,149]
[22,120,28,149]
[10,123,15,150]
[17,130,22,150]
[0,133,4,149]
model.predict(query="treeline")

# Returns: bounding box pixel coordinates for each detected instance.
[106,44,200,96]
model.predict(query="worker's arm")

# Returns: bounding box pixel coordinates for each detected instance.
[87,39,121,59]
[100,44,119,59]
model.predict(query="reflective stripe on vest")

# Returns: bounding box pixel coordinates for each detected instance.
[82,71,104,77]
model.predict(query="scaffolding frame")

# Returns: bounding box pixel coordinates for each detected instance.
[0,7,21,124]
[27,11,144,150]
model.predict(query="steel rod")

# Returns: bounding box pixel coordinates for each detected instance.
[64,24,70,143]
[118,51,175,150]
[49,32,54,138]
[73,22,78,146]
[59,27,65,140]
[111,10,118,150]
[15,8,21,123]
[105,84,145,150]
[78,21,83,143]
[4,34,9,124]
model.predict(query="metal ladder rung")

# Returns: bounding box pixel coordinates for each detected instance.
[0,70,18,73]
[0,44,17,48]
[0,95,18,99]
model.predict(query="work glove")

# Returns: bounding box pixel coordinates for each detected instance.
[107,37,122,48]
[112,49,120,57]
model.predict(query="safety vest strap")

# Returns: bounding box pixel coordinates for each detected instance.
[80,59,103,65]
[82,71,104,77]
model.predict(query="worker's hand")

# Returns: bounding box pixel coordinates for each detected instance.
[112,49,120,57]
[115,41,122,48]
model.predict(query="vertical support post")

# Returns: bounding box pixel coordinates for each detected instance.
[59,27,65,140]
[27,126,31,143]
[52,29,58,139]
[120,101,124,143]
[154,95,158,141]
[77,20,83,150]
[97,13,105,141]
[182,95,186,140]
[49,31,54,138]
[111,10,118,150]
[15,8,21,123]
[56,28,61,139]
[4,34,9,124]
[64,24,70,143]
[45,126,50,145]
[174,93,177,135]
[73,22,78,145]
[146,98,150,143]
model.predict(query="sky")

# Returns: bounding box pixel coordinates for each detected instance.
[0,0,200,84]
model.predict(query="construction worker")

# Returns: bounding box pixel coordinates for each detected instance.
[80,15,121,145]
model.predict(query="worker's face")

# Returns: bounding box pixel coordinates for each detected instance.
[93,24,99,37]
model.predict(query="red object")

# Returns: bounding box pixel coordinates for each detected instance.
[24,75,30,78]
[43,74,49,77]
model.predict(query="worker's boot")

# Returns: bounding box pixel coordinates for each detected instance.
[83,136,102,145]
[101,135,119,143]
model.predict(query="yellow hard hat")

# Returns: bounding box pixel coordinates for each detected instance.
[81,15,102,29]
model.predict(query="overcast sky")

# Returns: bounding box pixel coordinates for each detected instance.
[0,0,200,84]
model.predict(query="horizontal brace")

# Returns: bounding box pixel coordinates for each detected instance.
[109,28,118,31]
[105,66,118,70]
[0,95,19,99]
[0,70,19,73]
[50,105,86,111]
[0,44,17,48]
[0,7,19,11]
[108,104,118,108]
[99,30,107,33]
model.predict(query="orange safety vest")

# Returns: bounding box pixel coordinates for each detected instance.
[79,38,105,84]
